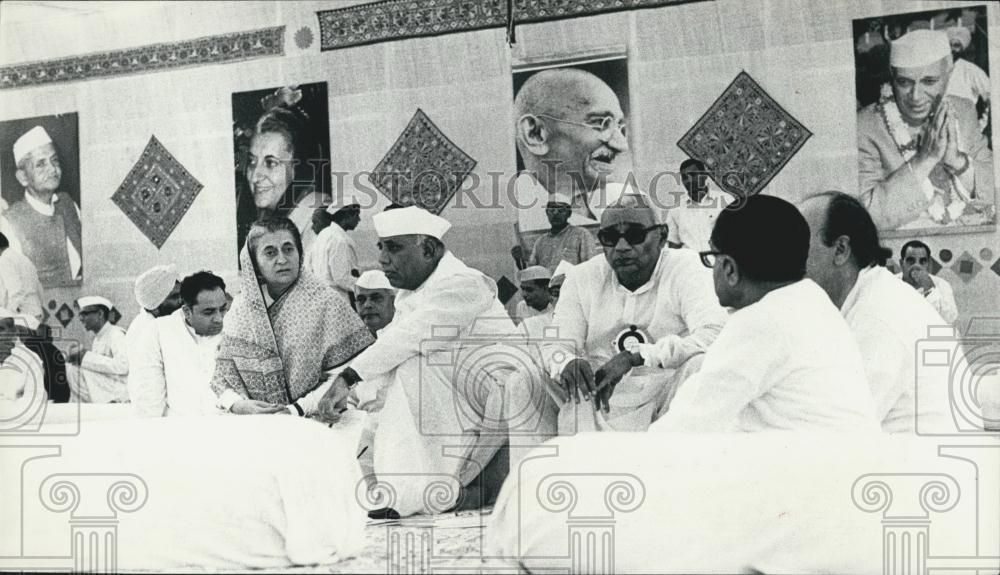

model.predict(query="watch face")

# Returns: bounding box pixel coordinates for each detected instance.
[613,324,650,354]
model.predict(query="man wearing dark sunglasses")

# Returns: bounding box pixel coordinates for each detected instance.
[652,195,879,433]
[543,192,727,432]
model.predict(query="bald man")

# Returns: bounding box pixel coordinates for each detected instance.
[543,193,727,433]
[510,68,624,266]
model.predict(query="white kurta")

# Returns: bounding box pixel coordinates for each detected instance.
[125,309,156,366]
[652,280,879,433]
[894,272,958,324]
[350,251,552,516]
[68,322,128,403]
[946,58,990,107]
[843,266,953,433]
[514,300,552,326]
[305,224,358,303]
[0,248,44,321]
[663,192,727,252]
[545,248,728,431]
[128,309,223,417]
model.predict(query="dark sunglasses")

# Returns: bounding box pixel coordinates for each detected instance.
[597,225,659,247]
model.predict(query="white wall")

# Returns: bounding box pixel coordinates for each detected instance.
[1,0,997,341]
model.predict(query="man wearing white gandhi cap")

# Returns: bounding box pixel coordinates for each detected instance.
[0,125,83,286]
[857,29,994,231]
[354,269,396,336]
[514,265,553,325]
[317,205,555,516]
[65,295,128,403]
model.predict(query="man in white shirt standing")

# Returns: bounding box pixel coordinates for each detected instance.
[800,192,952,433]
[0,231,44,322]
[305,202,361,306]
[65,296,128,403]
[0,126,82,286]
[664,158,726,252]
[652,194,878,433]
[128,271,229,417]
[317,206,554,516]
[896,240,958,324]
[547,192,728,433]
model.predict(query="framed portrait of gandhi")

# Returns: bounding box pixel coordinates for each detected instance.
[853,5,995,237]
[510,55,632,238]
[0,113,82,287]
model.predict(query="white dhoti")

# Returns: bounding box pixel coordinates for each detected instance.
[66,364,128,403]
[555,354,703,433]
[371,354,556,516]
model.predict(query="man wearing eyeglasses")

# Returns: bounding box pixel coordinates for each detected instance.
[651,195,879,433]
[543,192,727,433]
[510,68,628,268]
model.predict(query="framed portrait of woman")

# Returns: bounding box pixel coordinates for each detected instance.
[231,82,331,255]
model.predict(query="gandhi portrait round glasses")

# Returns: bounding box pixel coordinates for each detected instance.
[534,114,628,139]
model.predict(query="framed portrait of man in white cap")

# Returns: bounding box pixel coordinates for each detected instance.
[852,5,994,237]
[0,113,83,287]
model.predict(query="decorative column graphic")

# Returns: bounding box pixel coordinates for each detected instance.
[38,473,149,573]
[852,471,999,574]
[532,473,646,574]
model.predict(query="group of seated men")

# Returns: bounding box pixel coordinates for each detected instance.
[2,186,961,510]
[0,52,968,516]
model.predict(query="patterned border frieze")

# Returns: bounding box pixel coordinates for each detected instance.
[1,26,284,90]
[317,0,707,51]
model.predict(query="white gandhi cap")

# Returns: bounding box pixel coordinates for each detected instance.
[13,126,53,165]
[355,270,396,292]
[372,206,451,240]
[77,296,114,311]
[517,265,552,285]
[890,30,952,69]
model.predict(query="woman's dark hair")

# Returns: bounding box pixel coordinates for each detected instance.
[246,216,304,273]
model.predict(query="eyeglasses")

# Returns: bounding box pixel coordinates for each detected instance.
[535,114,627,139]
[597,225,659,247]
[699,250,723,268]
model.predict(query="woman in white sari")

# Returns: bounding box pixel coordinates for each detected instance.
[212,217,374,415]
